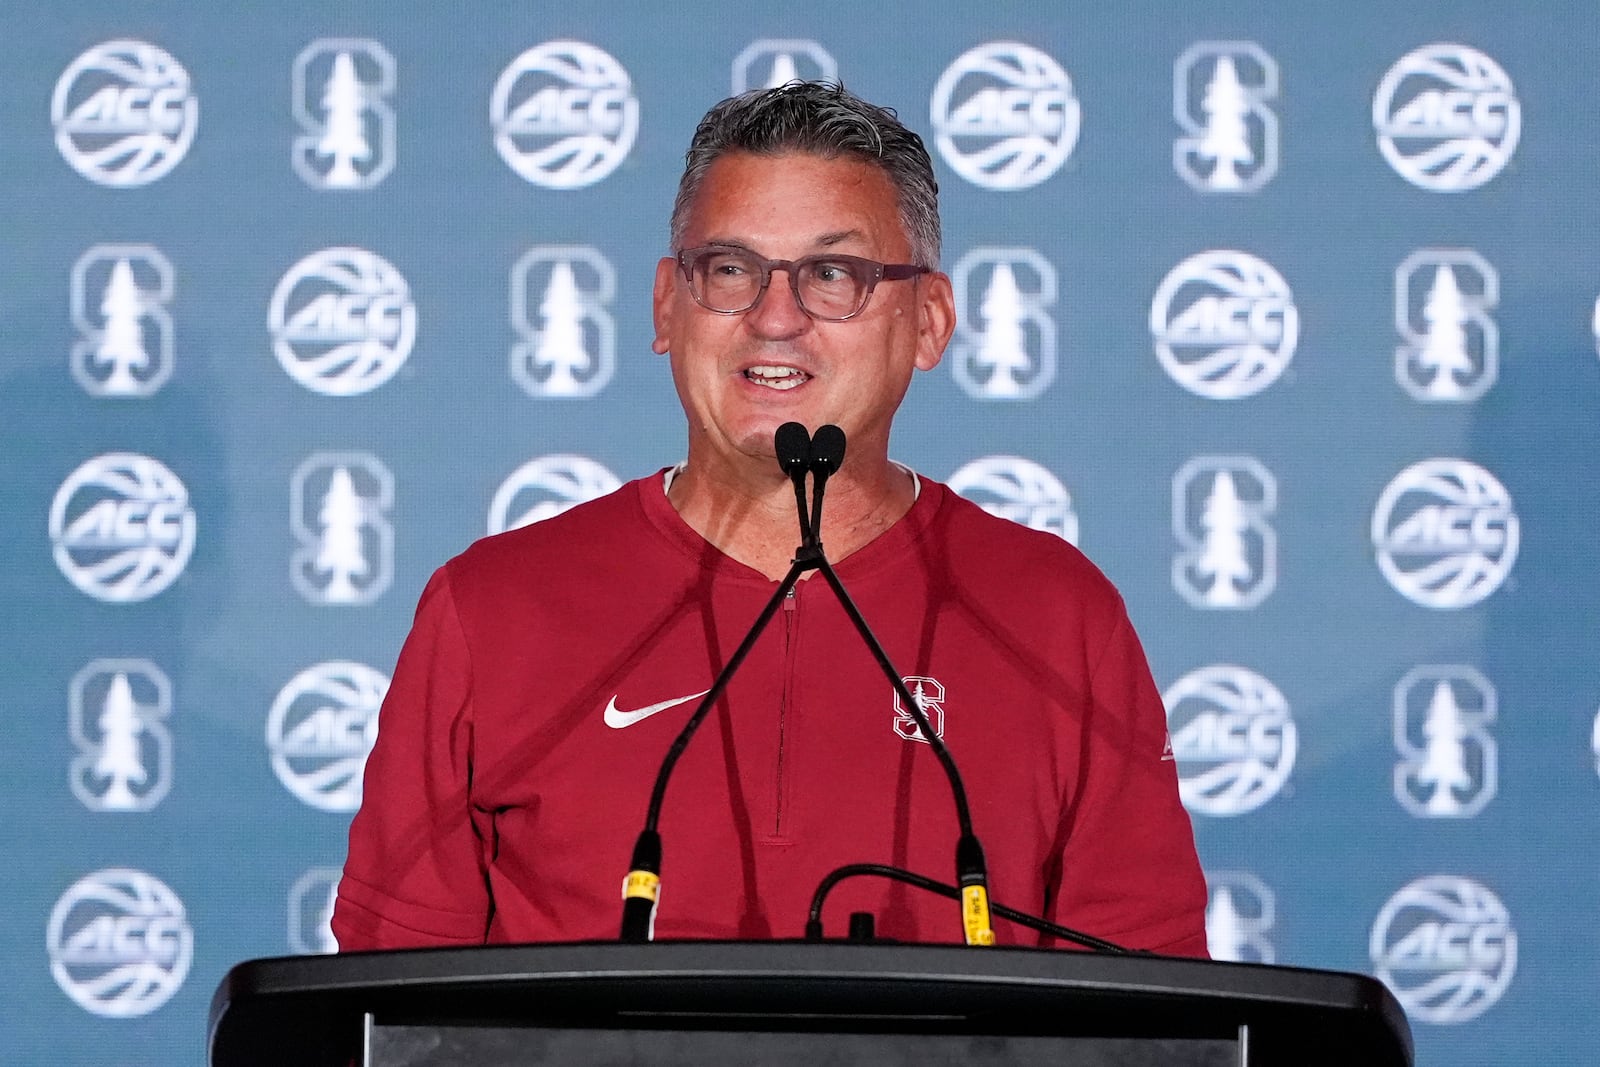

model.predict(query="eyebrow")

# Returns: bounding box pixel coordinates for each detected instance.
[700,230,867,255]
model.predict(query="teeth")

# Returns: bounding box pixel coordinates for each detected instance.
[744,365,809,390]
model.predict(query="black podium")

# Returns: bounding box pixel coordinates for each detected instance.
[209,942,1411,1066]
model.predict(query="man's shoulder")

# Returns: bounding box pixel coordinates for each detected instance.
[928,478,1117,597]
[448,475,650,582]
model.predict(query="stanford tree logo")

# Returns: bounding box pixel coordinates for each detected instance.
[1393,666,1496,818]
[947,456,1077,544]
[269,247,416,396]
[291,453,394,605]
[1164,665,1296,816]
[1173,42,1279,193]
[1371,875,1516,1024]
[71,245,175,398]
[266,662,388,813]
[53,40,197,187]
[47,868,193,1018]
[1205,871,1275,963]
[930,42,1079,191]
[1395,250,1499,402]
[488,455,621,535]
[510,246,617,397]
[950,248,1057,400]
[1374,43,1519,192]
[1372,459,1518,609]
[69,660,173,813]
[293,39,396,189]
[491,41,638,189]
[732,40,837,93]
[1151,251,1297,399]
[1172,457,1276,609]
[50,453,196,603]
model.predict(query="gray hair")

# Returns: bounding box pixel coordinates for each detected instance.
[669,82,941,269]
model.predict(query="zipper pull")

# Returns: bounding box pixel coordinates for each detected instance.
[783,587,796,612]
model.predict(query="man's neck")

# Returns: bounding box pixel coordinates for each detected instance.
[666,453,917,581]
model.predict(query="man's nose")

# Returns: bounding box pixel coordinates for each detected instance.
[742,268,811,338]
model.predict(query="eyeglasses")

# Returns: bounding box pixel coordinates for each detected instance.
[676,245,930,322]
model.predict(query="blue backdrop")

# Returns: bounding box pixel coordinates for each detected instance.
[3,2,1597,1062]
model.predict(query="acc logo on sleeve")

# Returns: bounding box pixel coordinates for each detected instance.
[1393,666,1496,818]
[287,867,343,955]
[1164,665,1295,816]
[1173,42,1279,193]
[1172,457,1276,609]
[510,246,616,397]
[69,659,173,812]
[1205,871,1275,964]
[1372,459,1517,609]
[491,41,638,189]
[50,453,196,603]
[70,245,175,397]
[930,42,1079,191]
[1151,251,1297,399]
[1395,250,1498,402]
[732,40,837,93]
[950,248,1057,399]
[291,452,394,605]
[52,40,197,187]
[47,868,192,1018]
[1371,875,1516,1024]
[947,455,1078,544]
[269,247,416,396]
[266,662,388,813]
[1373,43,1519,192]
[488,454,621,535]
[292,39,396,189]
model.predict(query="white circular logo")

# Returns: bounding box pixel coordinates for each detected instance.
[1151,251,1298,399]
[1373,43,1519,192]
[947,456,1078,544]
[50,453,195,603]
[491,40,638,189]
[52,40,197,187]
[930,42,1080,191]
[1371,875,1516,1024]
[266,662,388,812]
[1164,665,1295,816]
[269,247,416,396]
[488,455,621,535]
[47,868,192,1018]
[1372,459,1518,609]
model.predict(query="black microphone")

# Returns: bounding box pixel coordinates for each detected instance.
[807,424,846,545]
[776,422,816,551]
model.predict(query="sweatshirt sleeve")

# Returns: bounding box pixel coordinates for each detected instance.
[1044,602,1210,958]
[332,565,491,949]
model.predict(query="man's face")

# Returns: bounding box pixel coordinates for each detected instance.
[653,151,954,468]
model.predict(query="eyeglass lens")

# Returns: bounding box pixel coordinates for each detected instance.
[690,249,868,319]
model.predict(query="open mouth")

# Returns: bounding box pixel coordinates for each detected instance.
[743,365,811,390]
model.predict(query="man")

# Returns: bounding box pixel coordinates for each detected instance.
[334,83,1207,955]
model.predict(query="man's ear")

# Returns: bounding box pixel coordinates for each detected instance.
[914,271,956,372]
[651,256,677,355]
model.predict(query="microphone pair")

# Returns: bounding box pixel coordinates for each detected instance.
[775,422,845,555]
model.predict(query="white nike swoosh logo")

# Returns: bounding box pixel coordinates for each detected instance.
[603,689,712,729]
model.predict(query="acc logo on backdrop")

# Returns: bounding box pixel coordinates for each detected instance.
[488,455,621,535]
[292,39,396,189]
[1373,43,1519,192]
[950,248,1057,399]
[47,868,192,1018]
[1205,871,1275,964]
[52,40,197,187]
[1152,251,1297,399]
[1172,457,1276,609]
[51,453,196,603]
[288,867,343,955]
[266,661,388,813]
[947,455,1078,544]
[1395,250,1498,402]
[1371,875,1516,1024]
[510,246,616,397]
[1173,42,1279,193]
[492,40,638,189]
[1164,665,1296,816]
[1393,666,1496,818]
[291,452,394,605]
[69,659,173,812]
[893,676,945,744]
[732,40,837,93]
[1372,459,1518,609]
[269,247,416,396]
[70,244,175,397]
[930,42,1079,191]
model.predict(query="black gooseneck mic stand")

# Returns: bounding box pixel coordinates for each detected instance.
[618,423,828,942]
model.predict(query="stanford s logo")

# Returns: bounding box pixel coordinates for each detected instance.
[894,677,945,744]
